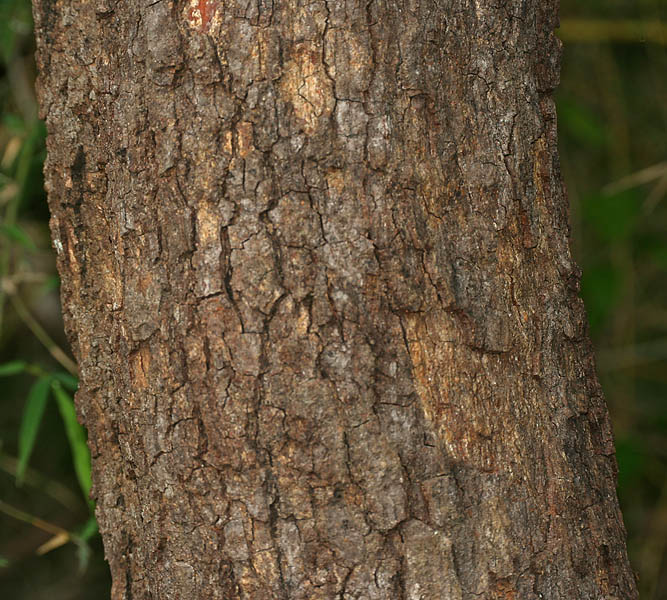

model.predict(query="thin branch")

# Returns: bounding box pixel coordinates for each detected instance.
[9,293,78,376]
[0,499,69,537]
[603,162,667,195]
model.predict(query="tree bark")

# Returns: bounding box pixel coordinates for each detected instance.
[32,0,638,598]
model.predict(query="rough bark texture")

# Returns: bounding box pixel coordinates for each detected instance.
[32,0,638,598]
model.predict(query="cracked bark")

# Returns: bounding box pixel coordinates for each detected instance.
[32,0,638,598]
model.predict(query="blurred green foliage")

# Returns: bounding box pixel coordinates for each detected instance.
[560,2,667,597]
[0,1,107,598]
[0,0,665,598]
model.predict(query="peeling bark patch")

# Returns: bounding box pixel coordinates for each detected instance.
[129,345,151,391]
[184,0,220,33]
[402,311,501,473]
[400,519,463,599]
[279,42,334,135]
[402,314,461,453]
[236,122,254,158]
[192,203,223,297]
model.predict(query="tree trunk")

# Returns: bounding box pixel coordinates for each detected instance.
[32,0,637,598]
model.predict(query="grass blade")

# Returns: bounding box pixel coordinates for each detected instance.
[52,372,79,391]
[76,515,98,542]
[0,360,27,377]
[36,531,70,556]
[51,381,91,501]
[73,515,99,572]
[16,376,50,485]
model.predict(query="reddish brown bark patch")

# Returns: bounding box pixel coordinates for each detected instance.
[185,0,219,33]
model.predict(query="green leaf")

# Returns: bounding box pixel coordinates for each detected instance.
[0,223,37,251]
[16,376,51,485]
[1,113,25,135]
[0,360,27,377]
[76,515,99,542]
[0,0,32,65]
[52,372,79,392]
[75,540,92,574]
[0,556,9,568]
[52,381,91,501]
[73,515,98,573]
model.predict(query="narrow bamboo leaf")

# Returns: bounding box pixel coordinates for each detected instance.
[77,515,99,542]
[16,376,51,485]
[0,360,27,377]
[52,381,91,500]
[52,372,79,391]
[36,531,70,555]
[72,515,98,573]
[1,113,25,135]
[76,539,92,573]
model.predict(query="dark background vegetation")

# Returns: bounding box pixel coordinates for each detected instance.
[0,1,665,597]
